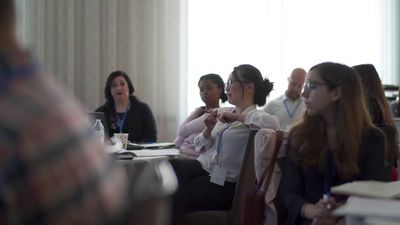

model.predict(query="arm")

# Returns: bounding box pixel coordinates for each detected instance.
[177,108,207,138]
[194,110,218,153]
[244,110,280,130]
[263,101,275,115]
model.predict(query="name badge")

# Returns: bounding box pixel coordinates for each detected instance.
[210,165,227,186]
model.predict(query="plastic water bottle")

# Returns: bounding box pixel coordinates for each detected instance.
[93,119,105,143]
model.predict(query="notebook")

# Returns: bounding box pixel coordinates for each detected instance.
[88,112,110,138]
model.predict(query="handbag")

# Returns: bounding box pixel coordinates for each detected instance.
[239,130,283,225]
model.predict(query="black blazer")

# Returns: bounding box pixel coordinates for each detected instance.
[278,127,386,225]
[96,96,157,143]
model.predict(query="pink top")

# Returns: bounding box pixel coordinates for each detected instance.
[174,107,210,158]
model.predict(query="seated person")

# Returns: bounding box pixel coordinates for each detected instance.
[96,71,157,143]
[174,73,227,159]
[279,62,386,225]
[170,64,280,225]
[264,68,306,131]
[353,64,399,180]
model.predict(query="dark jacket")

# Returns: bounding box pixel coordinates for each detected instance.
[278,127,385,225]
[96,96,157,143]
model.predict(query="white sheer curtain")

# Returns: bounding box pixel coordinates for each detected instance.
[15,0,184,142]
[187,0,400,113]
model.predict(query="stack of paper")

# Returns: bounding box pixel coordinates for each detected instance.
[331,181,400,199]
[334,196,400,220]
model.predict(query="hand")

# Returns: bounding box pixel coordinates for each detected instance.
[309,196,338,225]
[202,110,218,138]
[218,111,244,123]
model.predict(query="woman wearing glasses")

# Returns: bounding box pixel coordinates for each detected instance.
[279,62,386,225]
[170,64,279,225]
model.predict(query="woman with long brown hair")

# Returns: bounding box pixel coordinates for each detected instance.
[353,64,399,181]
[279,62,386,225]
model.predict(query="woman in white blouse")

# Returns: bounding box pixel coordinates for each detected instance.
[174,74,227,159]
[170,64,280,225]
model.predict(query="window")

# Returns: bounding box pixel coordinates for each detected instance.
[187,0,397,113]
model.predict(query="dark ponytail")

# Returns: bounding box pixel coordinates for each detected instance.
[231,64,274,106]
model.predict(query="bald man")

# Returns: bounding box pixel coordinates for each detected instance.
[264,68,306,130]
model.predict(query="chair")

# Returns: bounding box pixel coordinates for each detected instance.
[182,129,258,225]
[377,124,399,181]
[253,129,287,225]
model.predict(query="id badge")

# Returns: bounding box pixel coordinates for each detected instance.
[210,165,228,186]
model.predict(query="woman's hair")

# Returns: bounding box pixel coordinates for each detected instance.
[0,0,15,27]
[353,64,395,127]
[290,62,373,179]
[104,71,135,101]
[230,64,273,106]
[198,73,228,103]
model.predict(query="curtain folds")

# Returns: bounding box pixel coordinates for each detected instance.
[15,0,183,142]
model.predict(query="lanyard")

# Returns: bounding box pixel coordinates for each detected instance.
[0,54,40,89]
[115,102,131,133]
[283,99,301,119]
[215,123,233,164]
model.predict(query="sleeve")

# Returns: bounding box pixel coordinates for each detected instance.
[279,138,307,225]
[194,132,214,153]
[177,110,207,139]
[244,110,280,130]
[142,103,157,143]
[263,100,277,115]
[360,127,386,181]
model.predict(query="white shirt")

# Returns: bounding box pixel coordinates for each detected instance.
[194,105,280,182]
[263,93,305,131]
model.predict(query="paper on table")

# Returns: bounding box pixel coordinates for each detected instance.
[127,142,176,150]
[334,196,400,219]
[331,180,400,199]
[130,148,180,157]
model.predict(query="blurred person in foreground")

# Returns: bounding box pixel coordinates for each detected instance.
[0,1,172,224]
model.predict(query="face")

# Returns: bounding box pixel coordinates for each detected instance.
[111,76,130,101]
[302,70,337,117]
[225,74,244,106]
[198,79,222,106]
[287,71,306,100]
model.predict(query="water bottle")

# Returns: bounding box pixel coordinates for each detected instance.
[93,119,105,143]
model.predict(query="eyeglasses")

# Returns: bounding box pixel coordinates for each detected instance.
[225,79,238,88]
[225,79,250,88]
[303,81,327,92]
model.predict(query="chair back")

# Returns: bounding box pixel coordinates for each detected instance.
[253,129,287,225]
[229,129,258,225]
[378,124,399,181]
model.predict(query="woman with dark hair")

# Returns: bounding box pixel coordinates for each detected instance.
[279,62,386,225]
[170,64,279,225]
[174,73,228,158]
[96,70,157,143]
[353,64,399,181]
